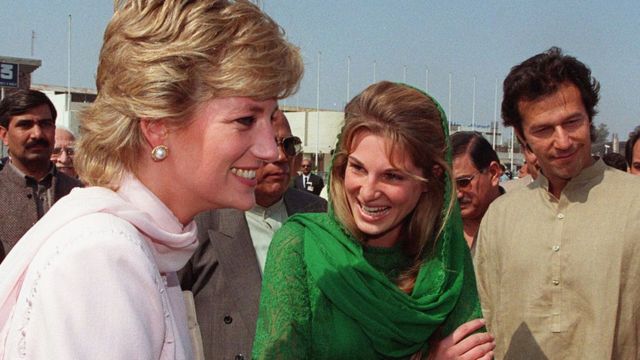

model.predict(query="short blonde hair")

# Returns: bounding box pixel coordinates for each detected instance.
[76,0,303,188]
[330,81,454,292]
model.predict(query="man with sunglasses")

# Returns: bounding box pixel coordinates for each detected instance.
[179,110,327,360]
[451,131,504,250]
[0,89,82,262]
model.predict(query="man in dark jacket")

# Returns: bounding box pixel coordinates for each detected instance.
[0,89,82,262]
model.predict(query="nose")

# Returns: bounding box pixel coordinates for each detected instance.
[553,126,572,150]
[456,188,464,199]
[254,120,278,163]
[58,149,70,164]
[30,124,44,139]
[359,176,381,201]
[274,141,288,163]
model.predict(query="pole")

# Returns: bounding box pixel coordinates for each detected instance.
[315,51,321,169]
[425,67,429,93]
[509,128,515,173]
[472,76,476,131]
[492,78,498,149]
[448,72,452,133]
[403,65,407,83]
[67,14,72,112]
[31,31,35,57]
[373,60,377,83]
[346,56,351,104]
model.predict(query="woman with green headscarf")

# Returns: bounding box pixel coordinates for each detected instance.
[253,81,494,359]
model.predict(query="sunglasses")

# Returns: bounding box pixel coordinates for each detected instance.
[276,136,302,158]
[51,147,75,157]
[455,169,485,189]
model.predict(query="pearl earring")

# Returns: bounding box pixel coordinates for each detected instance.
[151,145,169,162]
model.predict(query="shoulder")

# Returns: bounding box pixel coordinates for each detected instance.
[55,170,83,191]
[284,188,328,214]
[33,212,156,275]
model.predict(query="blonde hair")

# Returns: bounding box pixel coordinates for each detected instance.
[76,0,303,188]
[330,81,455,292]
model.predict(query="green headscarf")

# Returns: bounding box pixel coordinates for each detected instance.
[286,84,481,358]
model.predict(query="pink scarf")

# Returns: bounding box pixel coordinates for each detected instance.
[0,174,198,327]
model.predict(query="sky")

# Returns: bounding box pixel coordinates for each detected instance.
[1,0,639,140]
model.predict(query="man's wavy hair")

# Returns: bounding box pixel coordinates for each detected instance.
[76,0,303,188]
[502,47,599,141]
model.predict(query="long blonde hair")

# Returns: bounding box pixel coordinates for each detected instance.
[76,0,303,188]
[330,81,455,292]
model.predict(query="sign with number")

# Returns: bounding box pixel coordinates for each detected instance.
[0,62,18,88]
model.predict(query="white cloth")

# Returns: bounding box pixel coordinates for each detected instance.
[245,199,288,272]
[0,174,198,359]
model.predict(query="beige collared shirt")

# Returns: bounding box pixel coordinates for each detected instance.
[245,199,288,273]
[475,159,640,359]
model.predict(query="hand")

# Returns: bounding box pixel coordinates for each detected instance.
[428,319,495,360]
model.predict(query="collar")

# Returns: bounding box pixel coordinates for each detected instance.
[7,161,56,188]
[536,159,605,196]
[249,198,286,219]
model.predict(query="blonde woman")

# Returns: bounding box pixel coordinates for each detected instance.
[254,82,493,359]
[0,0,301,358]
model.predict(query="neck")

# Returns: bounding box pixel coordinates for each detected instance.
[365,225,402,248]
[136,162,195,226]
[255,193,282,208]
[462,219,480,248]
[12,159,51,180]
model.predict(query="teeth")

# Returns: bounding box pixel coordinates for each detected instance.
[231,168,256,179]
[361,205,389,215]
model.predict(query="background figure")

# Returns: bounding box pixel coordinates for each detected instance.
[451,131,503,249]
[51,126,77,178]
[626,126,640,175]
[602,152,628,172]
[179,111,326,360]
[0,1,302,358]
[0,89,82,262]
[254,82,493,359]
[294,158,324,195]
[475,47,640,359]
[502,141,539,192]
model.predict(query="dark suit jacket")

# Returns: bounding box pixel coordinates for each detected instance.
[293,172,324,196]
[0,163,82,262]
[179,188,327,360]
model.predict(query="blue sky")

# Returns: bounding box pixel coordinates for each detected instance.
[1,0,639,139]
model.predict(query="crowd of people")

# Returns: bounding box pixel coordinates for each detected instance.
[0,1,639,359]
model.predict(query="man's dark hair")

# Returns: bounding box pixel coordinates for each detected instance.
[602,152,628,172]
[0,89,57,128]
[625,126,640,167]
[451,131,500,171]
[502,47,599,141]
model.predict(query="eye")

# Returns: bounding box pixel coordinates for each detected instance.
[564,118,583,130]
[347,161,365,174]
[383,172,405,182]
[235,116,256,127]
[39,119,55,129]
[531,126,553,137]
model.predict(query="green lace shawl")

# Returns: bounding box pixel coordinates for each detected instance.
[254,85,482,359]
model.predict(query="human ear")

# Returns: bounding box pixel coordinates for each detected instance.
[0,126,7,146]
[139,118,168,149]
[488,161,501,186]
